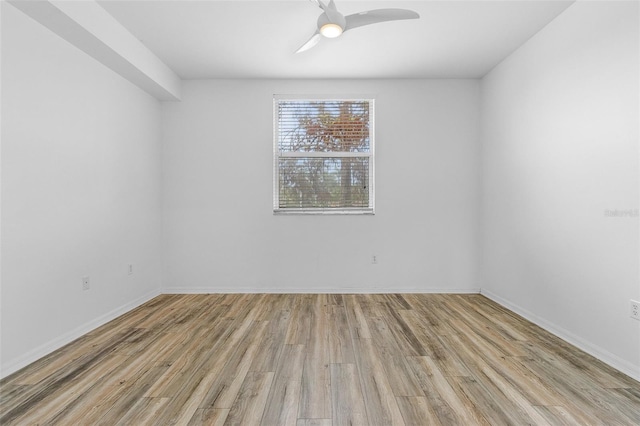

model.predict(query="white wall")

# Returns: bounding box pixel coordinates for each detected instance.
[5,0,636,384]
[1,4,163,377]
[161,79,481,293]
[481,0,639,379]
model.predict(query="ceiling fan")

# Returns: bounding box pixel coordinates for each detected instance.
[296,0,420,53]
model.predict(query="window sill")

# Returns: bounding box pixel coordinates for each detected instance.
[274,208,374,215]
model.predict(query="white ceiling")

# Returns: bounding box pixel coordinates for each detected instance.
[98,0,574,79]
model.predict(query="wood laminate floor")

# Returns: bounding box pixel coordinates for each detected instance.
[1,294,639,425]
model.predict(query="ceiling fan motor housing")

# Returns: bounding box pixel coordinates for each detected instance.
[317,11,346,35]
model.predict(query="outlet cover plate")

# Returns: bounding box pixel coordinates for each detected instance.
[631,300,640,321]
[82,276,90,291]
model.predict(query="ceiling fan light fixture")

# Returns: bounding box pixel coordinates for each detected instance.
[320,23,343,38]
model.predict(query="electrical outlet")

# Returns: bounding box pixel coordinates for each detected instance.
[631,300,640,321]
[372,255,378,264]
[82,276,90,291]
[128,264,133,275]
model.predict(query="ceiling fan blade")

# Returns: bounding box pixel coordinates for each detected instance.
[321,0,345,27]
[296,32,321,53]
[345,9,419,32]
[313,0,336,13]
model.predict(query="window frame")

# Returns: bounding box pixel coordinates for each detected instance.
[273,95,375,215]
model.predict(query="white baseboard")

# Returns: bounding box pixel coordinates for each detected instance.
[162,286,481,294]
[480,288,640,382]
[0,288,161,380]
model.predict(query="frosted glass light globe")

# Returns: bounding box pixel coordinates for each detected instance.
[320,23,343,38]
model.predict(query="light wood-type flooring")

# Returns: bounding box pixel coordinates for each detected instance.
[1,294,639,425]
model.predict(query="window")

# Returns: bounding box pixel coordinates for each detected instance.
[274,97,374,214]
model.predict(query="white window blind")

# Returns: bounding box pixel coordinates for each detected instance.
[274,97,375,214]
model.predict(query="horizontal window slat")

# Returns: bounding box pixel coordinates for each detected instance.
[277,152,371,158]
